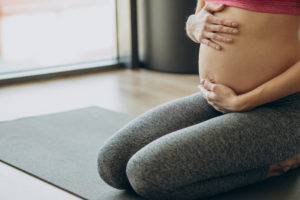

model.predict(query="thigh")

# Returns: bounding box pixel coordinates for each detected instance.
[126,104,300,195]
[101,92,221,155]
[97,92,222,188]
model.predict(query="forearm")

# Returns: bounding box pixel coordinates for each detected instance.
[186,0,205,42]
[195,0,205,14]
[236,60,300,111]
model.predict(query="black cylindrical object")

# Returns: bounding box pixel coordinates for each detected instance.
[138,0,199,74]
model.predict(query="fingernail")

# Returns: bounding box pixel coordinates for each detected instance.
[233,29,239,34]
[226,38,232,42]
[217,4,223,8]
[232,22,238,27]
[216,46,221,50]
[200,79,205,84]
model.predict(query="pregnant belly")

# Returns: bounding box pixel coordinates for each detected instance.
[198,6,300,95]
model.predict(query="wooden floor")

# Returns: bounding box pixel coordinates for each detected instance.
[0,68,200,120]
[0,68,199,199]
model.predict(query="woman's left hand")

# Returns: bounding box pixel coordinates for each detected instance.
[197,78,240,113]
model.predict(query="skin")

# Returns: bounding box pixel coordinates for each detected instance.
[186,3,239,49]
[187,0,300,178]
[266,154,300,178]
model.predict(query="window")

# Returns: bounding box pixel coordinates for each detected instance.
[0,0,118,79]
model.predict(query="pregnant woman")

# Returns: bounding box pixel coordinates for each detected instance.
[97,0,300,199]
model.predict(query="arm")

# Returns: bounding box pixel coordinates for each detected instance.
[195,0,206,14]
[185,1,238,49]
[235,60,300,111]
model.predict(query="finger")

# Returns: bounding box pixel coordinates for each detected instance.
[269,164,283,171]
[219,108,228,114]
[197,85,205,96]
[200,78,205,85]
[203,79,217,92]
[267,171,282,178]
[201,38,221,50]
[212,105,223,113]
[209,102,226,113]
[204,3,225,13]
[205,24,239,35]
[217,108,227,114]
[198,84,207,95]
[206,15,239,27]
[192,28,202,43]
[203,31,233,43]
[198,84,210,99]
[190,32,200,43]
[198,84,217,102]
[282,166,291,172]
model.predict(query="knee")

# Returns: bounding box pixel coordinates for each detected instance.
[97,142,131,189]
[126,154,172,200]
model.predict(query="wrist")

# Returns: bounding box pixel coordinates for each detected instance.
[195,0,205,14]
[232,91,260,112]
[232,95,251,112]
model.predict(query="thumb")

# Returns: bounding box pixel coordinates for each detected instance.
[213,4,225,11]
[205,3,225,13]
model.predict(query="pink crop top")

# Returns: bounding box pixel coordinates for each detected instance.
[204,0,300,15]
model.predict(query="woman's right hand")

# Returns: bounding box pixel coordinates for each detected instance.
[186,3,239,50]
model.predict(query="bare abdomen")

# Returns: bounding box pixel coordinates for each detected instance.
[198,6,300,95]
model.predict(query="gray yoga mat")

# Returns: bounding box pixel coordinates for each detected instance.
[0,107,143,200]
[1,106,300,200]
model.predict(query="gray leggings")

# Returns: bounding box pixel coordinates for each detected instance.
[97,91,300,200]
